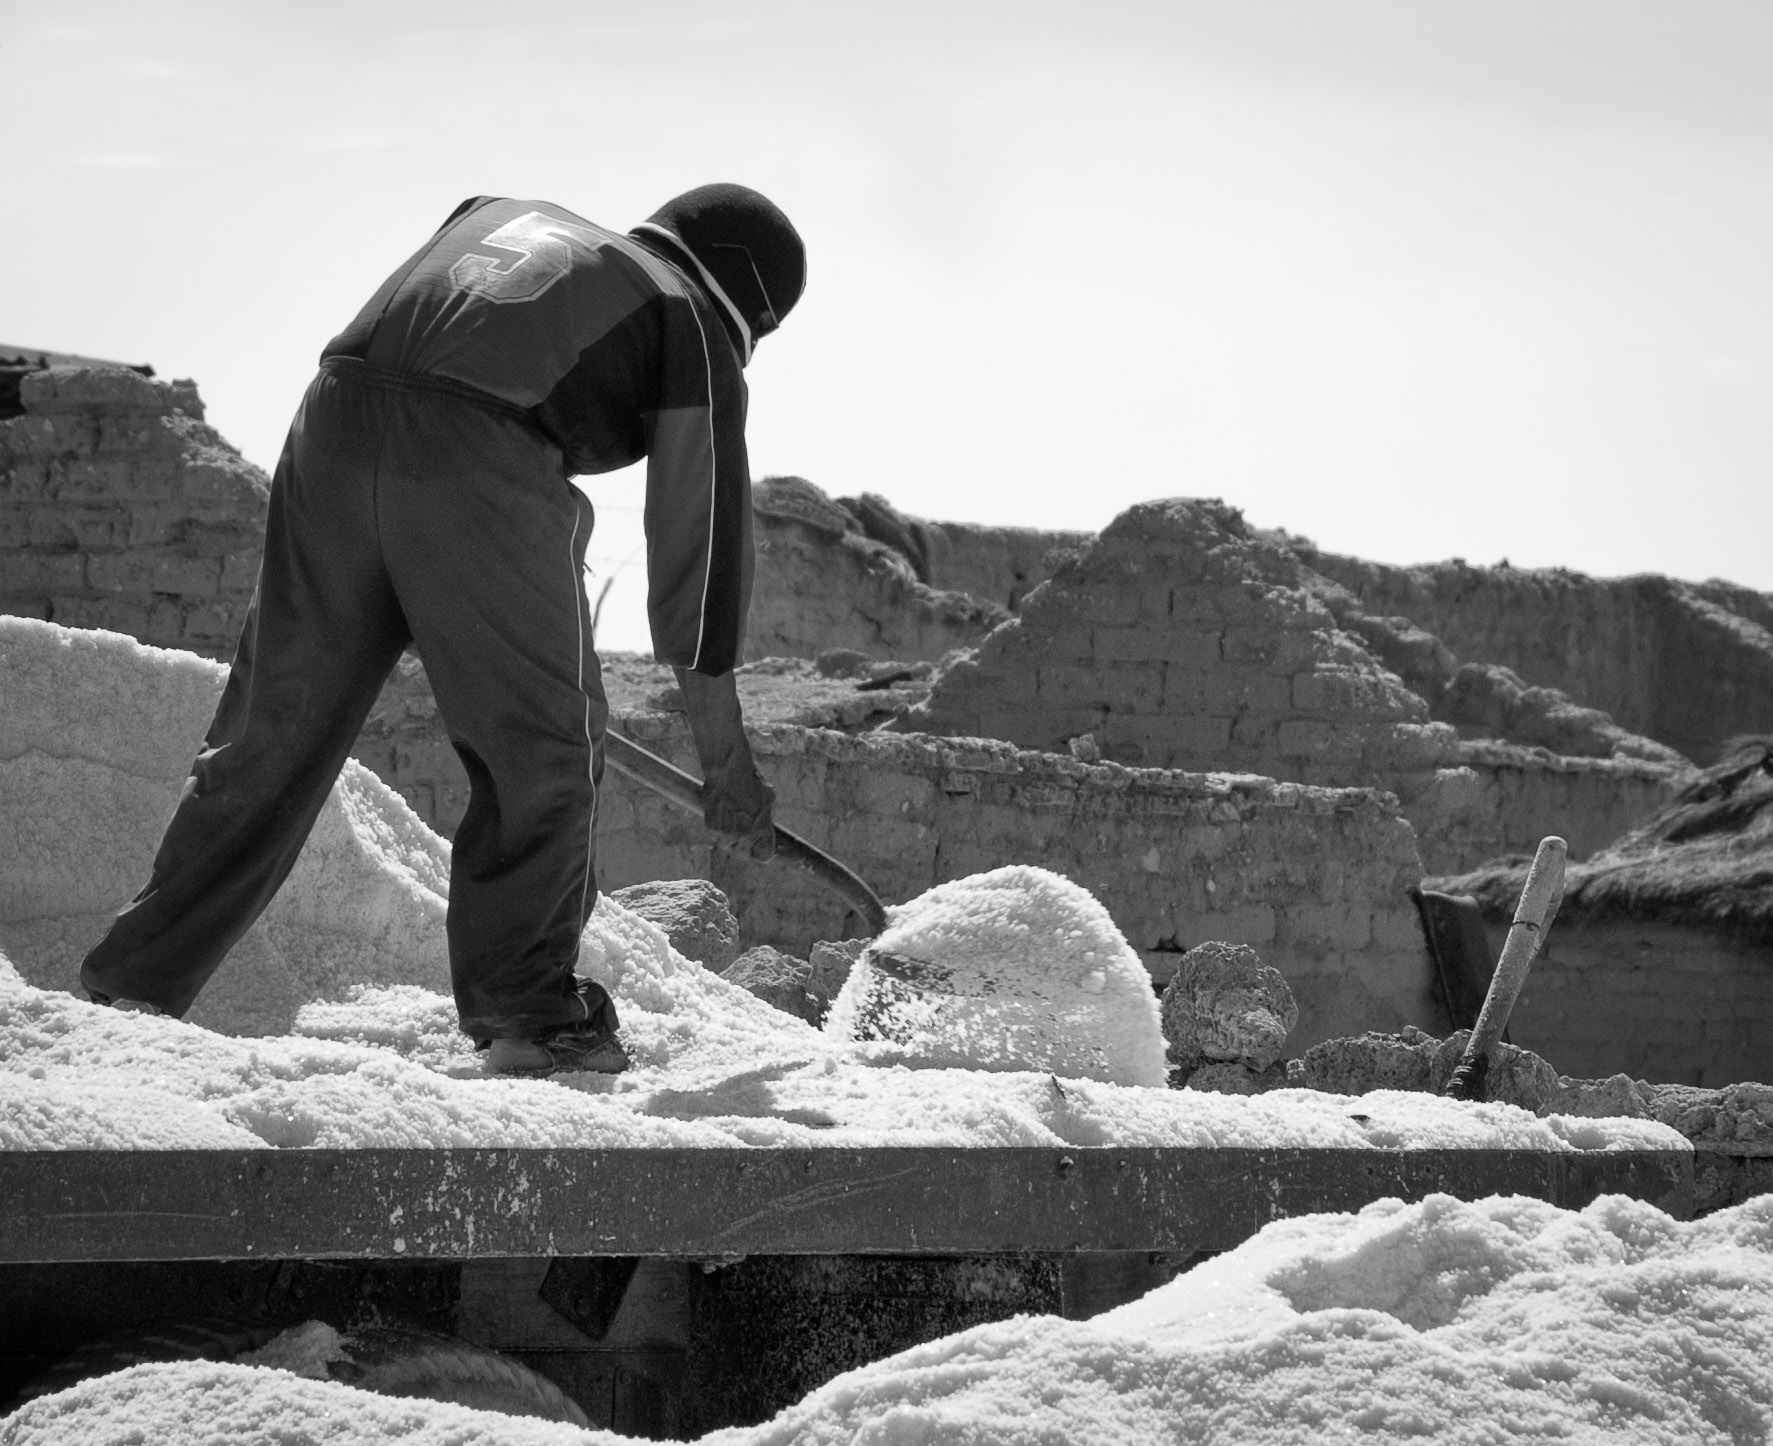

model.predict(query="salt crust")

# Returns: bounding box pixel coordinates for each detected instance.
[7,1192,1770,1444]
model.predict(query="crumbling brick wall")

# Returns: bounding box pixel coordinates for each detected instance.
[748,477,1086,664]
[599,714,1438,1051]
[1408,747,1684,875]
[833,489,1088,610]
[1301,550,1773,767]
[747,477,1009,663]
[0,368,268,658]
[904,498,1459,787]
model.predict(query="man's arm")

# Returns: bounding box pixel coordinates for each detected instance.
[642,290,753,676]
[674,666,775,859]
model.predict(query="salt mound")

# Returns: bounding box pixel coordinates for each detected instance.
[0,618,452,1034]
[826,865,1169,1086]
[9,1193,1769,1444]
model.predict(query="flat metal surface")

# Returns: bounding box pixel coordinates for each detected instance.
[0,1147,1692,1263]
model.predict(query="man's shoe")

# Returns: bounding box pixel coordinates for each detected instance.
[487,1026,630,1078]
[88,992,164,1016]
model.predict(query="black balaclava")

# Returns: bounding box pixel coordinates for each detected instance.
[631,183,806,365]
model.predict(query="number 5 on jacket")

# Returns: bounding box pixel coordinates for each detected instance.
[449,211,596,305]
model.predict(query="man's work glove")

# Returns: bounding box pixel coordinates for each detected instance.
[675,666,777,861]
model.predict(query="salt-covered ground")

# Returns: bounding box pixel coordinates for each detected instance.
[3,616,1745,1441]
[6,1190,1771,1445]
[0,913,1683,1153]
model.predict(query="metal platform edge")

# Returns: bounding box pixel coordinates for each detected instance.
[0,1146,1693,1263]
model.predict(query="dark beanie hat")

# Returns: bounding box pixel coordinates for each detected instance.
[631,183,806,363]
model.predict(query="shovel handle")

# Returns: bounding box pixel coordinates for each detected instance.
[1444,835,1567,1100]
[603,727,889,936]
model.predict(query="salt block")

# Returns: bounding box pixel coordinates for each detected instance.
[826,864,1168,1087]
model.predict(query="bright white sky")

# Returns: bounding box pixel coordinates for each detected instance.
[7,0,1771,653]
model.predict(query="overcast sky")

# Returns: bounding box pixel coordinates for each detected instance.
[7,0,1770,652]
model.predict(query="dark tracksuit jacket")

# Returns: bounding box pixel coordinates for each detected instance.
[81,197,754,1040]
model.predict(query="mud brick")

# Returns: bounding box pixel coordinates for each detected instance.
[30,507,129,551]
[1166,714,1233,755]
[1097,659,1167,712]
[1035,664,1113,705]
[51,457,139,500]
[1280,902,1373,951]
[1276,718,1339,758]
[97,414,168,453]
[0,550,86,593]
[177,455,265,507]
[0,456,51,498]
[46,594,164,637]
[87,552,224,595]
[1139,587,1176,622]
[1176,904,1277,947]
[125,503,186,546]
[21,366,172,415]
[7,412,99,454]
[1199,670,1291,714]
[218,549,264,591]
[1221,625,1320,669]
[181,599,246,644]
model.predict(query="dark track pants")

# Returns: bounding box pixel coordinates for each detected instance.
[80,361,608,1041]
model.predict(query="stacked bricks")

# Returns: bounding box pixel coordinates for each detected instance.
[1303,548,1773,767]
[597,714,1438,1052]
[904,497,1460,790]
[1504,919,1773,1088]
[0,367,268,659]
[1409,743,1684,876]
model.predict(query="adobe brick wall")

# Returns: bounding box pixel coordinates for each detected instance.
[905,498,1460,788]
[747,477,1008,663]
[598,712,1440,1052]
[1301,550,1773,767]
[1502,918,1773,1087]
[1412,744,1685,876]
[0,368,268,659]
[832,488,1088,609]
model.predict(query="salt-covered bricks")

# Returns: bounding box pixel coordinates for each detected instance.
[826,864,1169,1087]
[1159,941,1299,1081]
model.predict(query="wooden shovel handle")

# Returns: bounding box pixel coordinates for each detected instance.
[1444,836,1567,1101]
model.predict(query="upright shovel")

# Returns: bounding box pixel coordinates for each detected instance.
[1443,835,1567,1102]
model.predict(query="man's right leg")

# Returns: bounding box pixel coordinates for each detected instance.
[80,371,411,1016]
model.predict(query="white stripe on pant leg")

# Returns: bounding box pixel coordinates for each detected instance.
[568,498,597,1024]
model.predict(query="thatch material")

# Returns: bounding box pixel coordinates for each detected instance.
[1429,736,1773,944]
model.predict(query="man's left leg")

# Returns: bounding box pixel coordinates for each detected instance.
[374,393,616,1059]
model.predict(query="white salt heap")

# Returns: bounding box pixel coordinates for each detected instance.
[828,864,1170,1087]
[7,1191,1770,1444]
[0,618,453,1036]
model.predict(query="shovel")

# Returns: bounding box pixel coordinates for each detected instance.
[603,728,890,937]
[1443,835,1567,1101]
